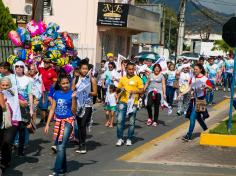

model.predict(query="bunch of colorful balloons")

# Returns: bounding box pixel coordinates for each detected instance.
[7,20,76,67]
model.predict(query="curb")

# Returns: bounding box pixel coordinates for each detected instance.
[200,112,236,147]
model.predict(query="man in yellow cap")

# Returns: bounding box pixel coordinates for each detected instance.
[105,53,117,70]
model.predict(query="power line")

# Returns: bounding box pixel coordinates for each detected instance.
[190,0,224,25]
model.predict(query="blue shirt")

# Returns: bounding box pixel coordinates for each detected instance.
[224,59,234,73]
[53,90,74,119]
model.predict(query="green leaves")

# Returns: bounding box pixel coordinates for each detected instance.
[212,40,234,54]
[0,0,17,40]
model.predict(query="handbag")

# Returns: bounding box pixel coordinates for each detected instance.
[26,118,36,134]
[1,103,12,129]
[194,78,206,113]
[173,80,179,89]
[195,99,207,113]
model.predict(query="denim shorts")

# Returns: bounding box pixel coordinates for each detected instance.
[38,91,50,110]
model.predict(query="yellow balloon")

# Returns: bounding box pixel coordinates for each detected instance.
[7,55,17,65]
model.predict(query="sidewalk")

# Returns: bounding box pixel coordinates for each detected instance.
[119,98,236,169]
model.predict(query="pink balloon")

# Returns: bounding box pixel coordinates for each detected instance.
[38,21,47,35]
[26,20,39,37]
[8,31,22,46]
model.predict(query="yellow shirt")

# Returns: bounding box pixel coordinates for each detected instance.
[117,75,144,105]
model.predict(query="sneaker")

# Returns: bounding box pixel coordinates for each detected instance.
[51,145,57,153]
[146,118,152,126]
[182,134,192,142]
[228,88,231,92]
[223,88,226,92]
[168,107,173,115]
[76,144,87,154]
[152,122,158,127]
[116,139,124,146]
[126,139,132,146]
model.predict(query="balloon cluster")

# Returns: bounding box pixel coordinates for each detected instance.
[8,20,76,67]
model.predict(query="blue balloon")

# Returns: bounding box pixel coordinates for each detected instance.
[17,49,27,60]
[16,27,31,44]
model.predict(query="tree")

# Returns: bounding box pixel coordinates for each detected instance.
[212,40,234,54]
[0,0,17,40]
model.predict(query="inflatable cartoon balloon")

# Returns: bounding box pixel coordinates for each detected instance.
[46,50,61,60]
[53,56,69,67]
[26,20,39,37]
[44,22,59,39]
[61,32,74,49]
[54,37,66,52]
[16,27,31,47]
[43,37,53,46]
[63,64,73,74]
[38,21,47,35]
[7,55,19,65]
[31,36,43,52]
[17,49,27,60]
[8,31,22,47]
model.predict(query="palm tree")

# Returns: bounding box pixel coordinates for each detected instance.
[212,40,234,54]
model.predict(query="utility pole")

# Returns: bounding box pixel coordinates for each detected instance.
[32,0,44,22]
[176,0,187,56]
[168,18,172,49]
[159,4,166,46]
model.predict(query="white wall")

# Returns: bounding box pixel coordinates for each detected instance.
[45,0,99,66]
[3,0,26,14]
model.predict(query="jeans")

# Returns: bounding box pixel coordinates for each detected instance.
[166,86,176,106]
[54,122,72,173]
[206,80,215,104]
[116,103,138,140]
[146,92,161,122]
[223,72,233,89]
[187,106,208,138]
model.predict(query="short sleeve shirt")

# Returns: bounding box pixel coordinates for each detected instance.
[53,90,74,119]
[190,75,212,97]
[39,67,57,91]
[117,75,144,105]
[16,75,32,101]
[147,73,164,93]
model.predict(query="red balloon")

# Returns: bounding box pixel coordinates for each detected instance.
[43,37,53,46]
[62,32,74,49]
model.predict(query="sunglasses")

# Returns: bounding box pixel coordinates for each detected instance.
[15,65,24,68]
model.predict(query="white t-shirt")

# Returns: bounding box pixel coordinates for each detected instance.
[106,92,117,106]
[179,72,191,86]
[190,75,212,97]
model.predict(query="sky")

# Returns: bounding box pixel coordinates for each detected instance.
[197,0,236,14]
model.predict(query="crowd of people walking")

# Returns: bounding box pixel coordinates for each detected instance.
[0,52,234,176]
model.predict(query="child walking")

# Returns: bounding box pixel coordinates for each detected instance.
[105,85,117,128]
[44,75,77,176]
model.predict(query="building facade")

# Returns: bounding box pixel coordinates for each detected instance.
[3,0,161,66]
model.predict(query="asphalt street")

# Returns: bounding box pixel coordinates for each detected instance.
[4,90,233,176]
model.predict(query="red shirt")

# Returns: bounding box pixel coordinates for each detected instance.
[39,67,57,91]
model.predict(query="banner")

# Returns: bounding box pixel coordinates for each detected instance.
[117,53,126,71]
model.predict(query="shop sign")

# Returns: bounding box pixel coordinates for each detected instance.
[97,2,129,27]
